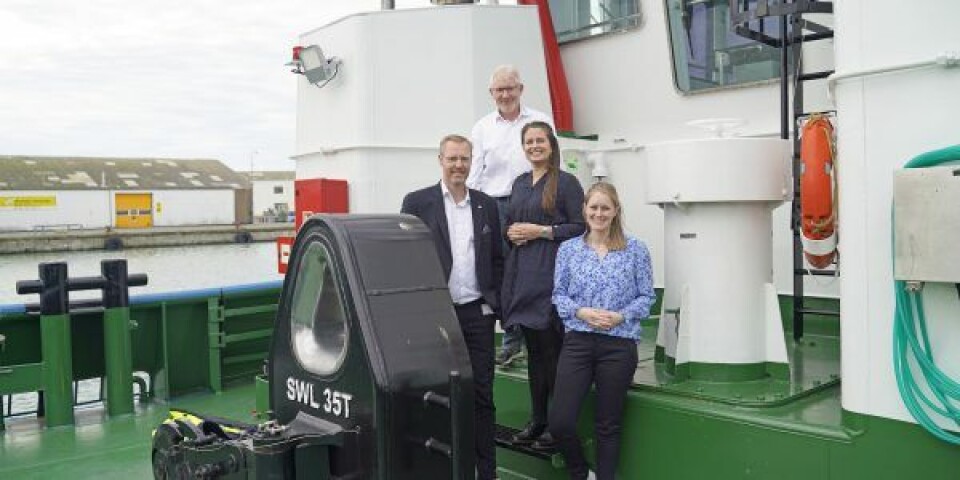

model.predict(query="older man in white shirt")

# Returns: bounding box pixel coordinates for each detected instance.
[468,65,554,367]
[468,65,554,199]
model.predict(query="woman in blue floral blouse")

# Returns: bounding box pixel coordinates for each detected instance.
[550,182,655,480]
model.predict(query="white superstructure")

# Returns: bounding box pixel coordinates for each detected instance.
[294,5,551,214]
[833,0,960,426]
[294,1,960,434]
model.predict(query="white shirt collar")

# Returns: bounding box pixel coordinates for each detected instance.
[495,104,533,123]
[440,180,471,205]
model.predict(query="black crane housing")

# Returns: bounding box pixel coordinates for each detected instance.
[152,215,476,479]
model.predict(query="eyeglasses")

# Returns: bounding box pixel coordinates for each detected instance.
[489,85,520,94]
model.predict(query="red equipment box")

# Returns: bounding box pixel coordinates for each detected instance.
[295,178,349,229]
[278,178,349,273]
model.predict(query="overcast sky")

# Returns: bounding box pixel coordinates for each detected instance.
[0,0,450,172]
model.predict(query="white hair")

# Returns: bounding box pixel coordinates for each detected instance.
[488,65,523,87]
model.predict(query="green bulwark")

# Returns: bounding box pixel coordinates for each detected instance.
[493,294,960,479]
[0,282,280,426]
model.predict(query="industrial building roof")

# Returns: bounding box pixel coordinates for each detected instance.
[245,171,295,182]
[0,156,251,190]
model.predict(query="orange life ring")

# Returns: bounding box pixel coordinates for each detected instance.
[800,114,837,269]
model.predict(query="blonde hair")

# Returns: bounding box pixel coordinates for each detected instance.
[584,182,627,251]
[438,134,472,155]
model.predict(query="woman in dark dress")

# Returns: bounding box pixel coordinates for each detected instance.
[502,121,585,449]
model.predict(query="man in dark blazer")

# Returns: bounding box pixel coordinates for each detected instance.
[401,134,503,480]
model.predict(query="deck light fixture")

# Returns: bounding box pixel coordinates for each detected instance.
[290,45,342,87]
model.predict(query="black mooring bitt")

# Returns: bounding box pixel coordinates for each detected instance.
[16,260,148,315]
[14,262,69,316]
[101,260,149,309]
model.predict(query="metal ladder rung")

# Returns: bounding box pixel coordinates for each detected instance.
[799,71,834,81]
[799,308,840,317]
[800,31,834,42]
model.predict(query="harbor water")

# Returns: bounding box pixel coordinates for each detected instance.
[0,242,285,415]
[0,242,284,305]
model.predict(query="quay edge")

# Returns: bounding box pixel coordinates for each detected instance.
[0,223,294,254]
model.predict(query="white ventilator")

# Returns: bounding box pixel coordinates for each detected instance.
[644,137,791,379]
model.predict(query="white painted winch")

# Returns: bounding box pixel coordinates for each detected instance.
[644,137,791,380]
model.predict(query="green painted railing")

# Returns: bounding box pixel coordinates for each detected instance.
[0,281,282,429]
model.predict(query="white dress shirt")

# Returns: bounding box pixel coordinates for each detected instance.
[441,181,482,306]
[467,104,554,198]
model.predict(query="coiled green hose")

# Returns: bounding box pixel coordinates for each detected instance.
[893,144,960,444]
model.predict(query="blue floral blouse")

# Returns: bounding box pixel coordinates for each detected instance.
[552,235,655,341]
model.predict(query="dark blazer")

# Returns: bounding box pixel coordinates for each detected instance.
[401,182,504,315]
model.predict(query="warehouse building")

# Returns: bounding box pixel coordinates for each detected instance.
[0,156,252,231]
[245,171,295,223]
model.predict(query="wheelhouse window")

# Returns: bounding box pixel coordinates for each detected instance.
[289,241,348,376]
[550,0,642,43]
[273,185,284,194]
[665,0,786,93]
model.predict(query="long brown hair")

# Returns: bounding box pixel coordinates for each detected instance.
[584,182,627,251]
[521,121,561,214]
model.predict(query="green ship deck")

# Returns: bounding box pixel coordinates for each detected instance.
[1,384,256,479]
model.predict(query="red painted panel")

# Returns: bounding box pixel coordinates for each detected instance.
[519,0,574,133]
[294,178,349,230]
[276,236,294,274]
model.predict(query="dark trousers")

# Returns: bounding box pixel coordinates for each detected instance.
[521,324,564,426]
[549,332,638,480]
[454,301,496,480]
